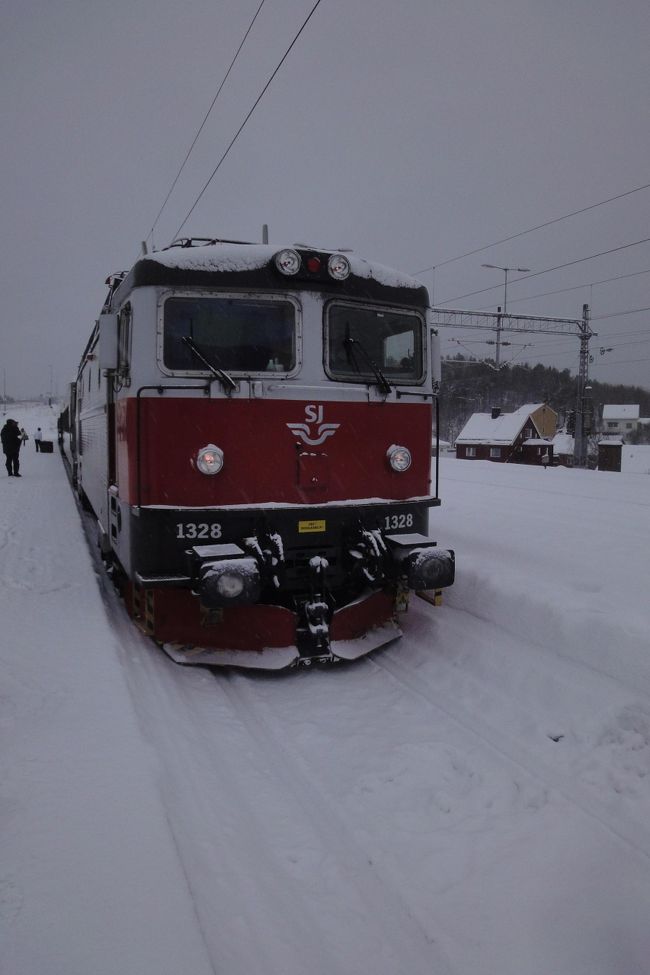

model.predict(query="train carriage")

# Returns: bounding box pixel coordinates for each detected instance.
[69,238,454,668]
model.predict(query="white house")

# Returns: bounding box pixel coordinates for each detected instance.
[601,404,647,438]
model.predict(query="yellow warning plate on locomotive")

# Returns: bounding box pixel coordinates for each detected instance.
[298,519,326,534]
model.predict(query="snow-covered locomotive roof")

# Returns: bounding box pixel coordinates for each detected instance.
[111,239,429,309]
[149,241,424,291]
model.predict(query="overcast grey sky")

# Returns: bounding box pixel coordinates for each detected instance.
[1,0,649,398]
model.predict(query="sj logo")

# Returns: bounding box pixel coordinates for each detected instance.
[287,404,340,446]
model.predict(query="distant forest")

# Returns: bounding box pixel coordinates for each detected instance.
[439,355,650,444]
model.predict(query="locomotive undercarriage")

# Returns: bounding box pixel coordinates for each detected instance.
[117,499,454,668]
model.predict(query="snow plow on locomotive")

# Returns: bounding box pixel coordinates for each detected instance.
[64,239,454,668]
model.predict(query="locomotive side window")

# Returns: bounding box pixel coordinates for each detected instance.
[325,302,424,384]
[162,296,296,374]
[117,304,132,384]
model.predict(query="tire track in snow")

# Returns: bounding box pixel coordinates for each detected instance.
[98,569,453,975]
[370,639,650,861]
[445,576,650,699]
[87,564,222,975]
[218,670,457,975]
[429,573,650,807]
[79,504,385,974]
[130,666,346,975]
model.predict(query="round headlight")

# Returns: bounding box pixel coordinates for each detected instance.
[274,249,301,275]
[328,253,351,280]
[216,572,245,598]
[387,445,412,472]
[196,444,224,475]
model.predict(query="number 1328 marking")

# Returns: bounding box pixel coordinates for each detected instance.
[384,513,414,530]
[176,522,222,540]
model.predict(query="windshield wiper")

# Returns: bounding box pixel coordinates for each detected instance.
[182,336,237,394]
[344,333,392,395]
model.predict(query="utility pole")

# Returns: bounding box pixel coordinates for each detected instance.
[482,264,531,368]
[574,303,591,468]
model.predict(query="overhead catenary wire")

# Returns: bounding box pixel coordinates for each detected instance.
[146,0,267,246]
[599,337,650,350]
[412,180,650,276]
[438,236,650,306]
[173,0,323,241]
[491,267,650,309]
[441,309,650,373]
[444,333,650,372]
[592,305,650,321]
[599,355,650,366]
[442,318,650,363]
[597,326,650,338]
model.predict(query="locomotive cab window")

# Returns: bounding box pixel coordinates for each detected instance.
[162,295,297,374]
[325,302,424,385]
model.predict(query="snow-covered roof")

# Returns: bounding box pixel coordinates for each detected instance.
[523,438,551,446]
[149,242,274,274]
[602,404,640,420]
[144,242,423,290]
[455,403,543,445]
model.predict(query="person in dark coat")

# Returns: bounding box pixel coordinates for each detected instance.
[1,418,23,476]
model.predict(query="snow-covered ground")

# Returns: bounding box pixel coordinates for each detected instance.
[2,403,649,975]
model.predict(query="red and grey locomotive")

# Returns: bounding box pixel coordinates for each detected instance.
[65,238,454,667]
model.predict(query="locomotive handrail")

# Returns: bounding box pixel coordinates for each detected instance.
[135,383,209,508]
[434,395,440,500]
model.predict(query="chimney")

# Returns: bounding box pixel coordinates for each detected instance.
[491,407,501,420]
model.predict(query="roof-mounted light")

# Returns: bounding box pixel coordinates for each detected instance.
[274,249,301,276]
[328,253,351,280]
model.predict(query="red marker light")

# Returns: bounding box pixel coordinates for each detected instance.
[307,256,321,273]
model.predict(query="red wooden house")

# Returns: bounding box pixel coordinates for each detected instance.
[455,404,556,465]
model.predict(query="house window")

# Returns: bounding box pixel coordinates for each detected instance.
[607,422,617,429]
[466,446,476,457]
[626,423,633,429]
[489,447,500,458]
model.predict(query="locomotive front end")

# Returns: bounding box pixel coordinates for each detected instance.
[86,240,454,668]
